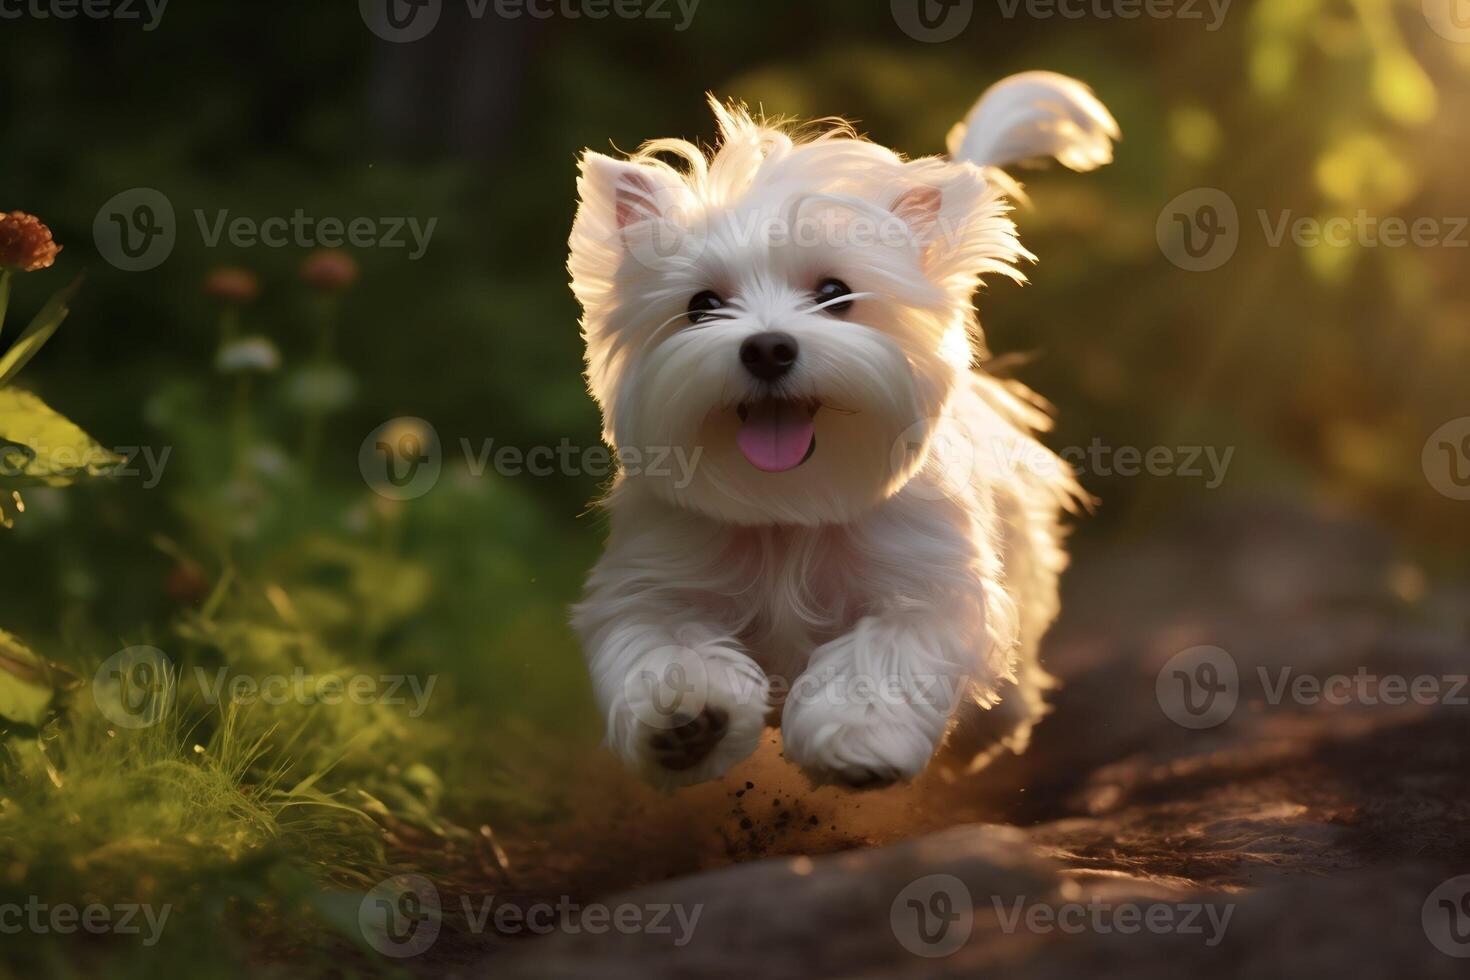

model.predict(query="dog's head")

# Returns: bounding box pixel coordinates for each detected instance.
[569,99,1031,526]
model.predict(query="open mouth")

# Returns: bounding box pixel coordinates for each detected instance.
[735,398,818,473]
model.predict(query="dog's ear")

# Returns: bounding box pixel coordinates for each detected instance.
[890,186,944,241]
[891,164,1031,289]
[571,152,697,289]
[574,152,693,238]
[587,154,679,228]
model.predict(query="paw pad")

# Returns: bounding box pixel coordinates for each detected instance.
[648,707,729,771]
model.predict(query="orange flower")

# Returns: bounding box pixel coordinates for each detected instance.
[204,266,261,304]
[0,211,62,272]
[300,249,360,291]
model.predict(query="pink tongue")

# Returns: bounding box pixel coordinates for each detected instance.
[737,402,814,472]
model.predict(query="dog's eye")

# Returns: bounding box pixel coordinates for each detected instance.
[814,278,853,316]
[687,291,726,324]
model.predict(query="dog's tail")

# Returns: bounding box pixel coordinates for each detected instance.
[947,71,1119,173]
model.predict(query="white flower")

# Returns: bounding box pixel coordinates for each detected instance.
[215,336,281,374]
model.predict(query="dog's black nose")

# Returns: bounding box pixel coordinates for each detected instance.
[739,332,799,381]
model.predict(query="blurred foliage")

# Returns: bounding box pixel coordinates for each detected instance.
[0,0,1467,974]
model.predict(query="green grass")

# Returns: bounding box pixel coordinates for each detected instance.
[1,540,591,976]
[0,269,600,977]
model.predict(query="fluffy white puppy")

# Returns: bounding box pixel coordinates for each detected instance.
[569,72,1117,789]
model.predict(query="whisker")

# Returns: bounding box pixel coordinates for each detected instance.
[640,306,741,353]
[804,291,877,316]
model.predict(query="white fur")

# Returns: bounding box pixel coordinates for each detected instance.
[948,71,1120,173]
[568,75,1114,789]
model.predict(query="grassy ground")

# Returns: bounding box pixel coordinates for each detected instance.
[0,264,601,977]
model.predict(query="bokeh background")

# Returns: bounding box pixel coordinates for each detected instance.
[1,0,1467,975]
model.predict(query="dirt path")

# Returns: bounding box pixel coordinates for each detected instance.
[441,499,1470,976]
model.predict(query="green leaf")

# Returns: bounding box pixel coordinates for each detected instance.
[0,629,63,727]
[0,275,82,389]
[0,388,122,488]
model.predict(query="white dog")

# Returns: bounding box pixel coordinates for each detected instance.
[569,73,1117,789]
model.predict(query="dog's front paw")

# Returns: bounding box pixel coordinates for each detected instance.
[647,706,729,771]
[781,678,944,790]
[607,640,769,789]
[782,714,934,790]
[626,700,763,789]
